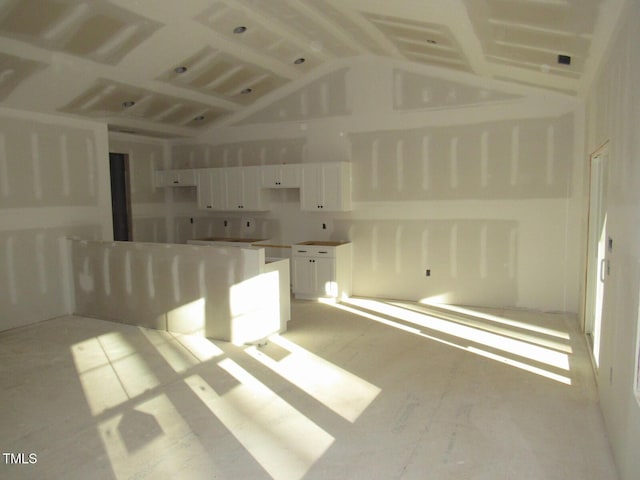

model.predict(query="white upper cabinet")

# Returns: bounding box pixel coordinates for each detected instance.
[225,166,269,211]
[196,168,226,211]
[300,162,352,211]
[261,164,301,188]
[159,162,351,212]
[155,169,197,187]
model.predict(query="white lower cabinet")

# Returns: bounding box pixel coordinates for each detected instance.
[292,242,352,300]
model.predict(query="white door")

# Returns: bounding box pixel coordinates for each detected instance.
[584,143,609,368]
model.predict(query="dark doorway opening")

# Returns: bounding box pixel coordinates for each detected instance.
[109,152,132,241]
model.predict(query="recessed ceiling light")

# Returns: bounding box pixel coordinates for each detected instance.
[174,66,188,74]
[294,57,306,65]
[194,115,205,121]
[233,25,247,34]
[122,100,135,108]
[240,88,252,94]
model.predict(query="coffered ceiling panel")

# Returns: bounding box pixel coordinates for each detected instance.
[364,13,472,72]
[196,2,322,73]
[60,79,228,129]
[0,0,161,64]
[0,0,625,137]
[158,47,288,105]
[463,0,599,89]
[0,52,47,101]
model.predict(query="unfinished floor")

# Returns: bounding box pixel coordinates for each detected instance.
[0,298,618,480]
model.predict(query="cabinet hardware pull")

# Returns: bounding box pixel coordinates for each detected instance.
[319,251,328,254]
[297,250,307,253]
[173,180,179,184]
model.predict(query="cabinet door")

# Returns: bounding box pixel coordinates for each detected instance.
[261,165,281,188]
[318,163,342,211]
[300,164,323,211]
[197,169,226,210]
[242,166,269,210]
[315,257,337,297]
[157,170,176,187]
[292,257,315,295]
[261,164,301,188]
[225,167,245,210]
[279,164,301,187]
[292,256,337,297]
[156,169,197,187]
[301,163,351,211]
[177,170,197,186]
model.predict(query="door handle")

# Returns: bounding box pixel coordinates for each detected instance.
[600,258,607,282]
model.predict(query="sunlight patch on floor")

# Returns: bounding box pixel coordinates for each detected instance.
[245,334,381,422]
[345,298,570,371]
[396,301,573,353]
[185,359,334,480]
[418,300,571,340]
[97,393,216,478]
[327,300,572,385]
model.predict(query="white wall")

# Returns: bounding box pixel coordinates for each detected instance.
[0,108,111,331]
[172,56,584,312]
[584,2,640,478]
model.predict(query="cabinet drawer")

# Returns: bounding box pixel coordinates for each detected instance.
[292,245,336,258]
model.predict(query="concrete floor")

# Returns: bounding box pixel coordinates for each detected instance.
[0,298,618,479]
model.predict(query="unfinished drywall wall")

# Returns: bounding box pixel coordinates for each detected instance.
[0,108,111,331]
[171,138,306,169]
[174,55,582,312]
[109,134,170,243]
[584,2,640,479]
[349,115,573,201]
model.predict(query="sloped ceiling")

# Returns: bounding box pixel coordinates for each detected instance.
[0,0,625,138]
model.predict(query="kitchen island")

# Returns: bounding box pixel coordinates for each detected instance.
[69,238,289,344]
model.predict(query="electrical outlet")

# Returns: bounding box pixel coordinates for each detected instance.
[426,269,431,277]
[322,223,327,230]
[190,217,194,224]
[246,221,250,228]
[224,220,228,227]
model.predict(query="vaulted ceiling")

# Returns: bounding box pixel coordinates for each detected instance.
[0,0,625,138]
